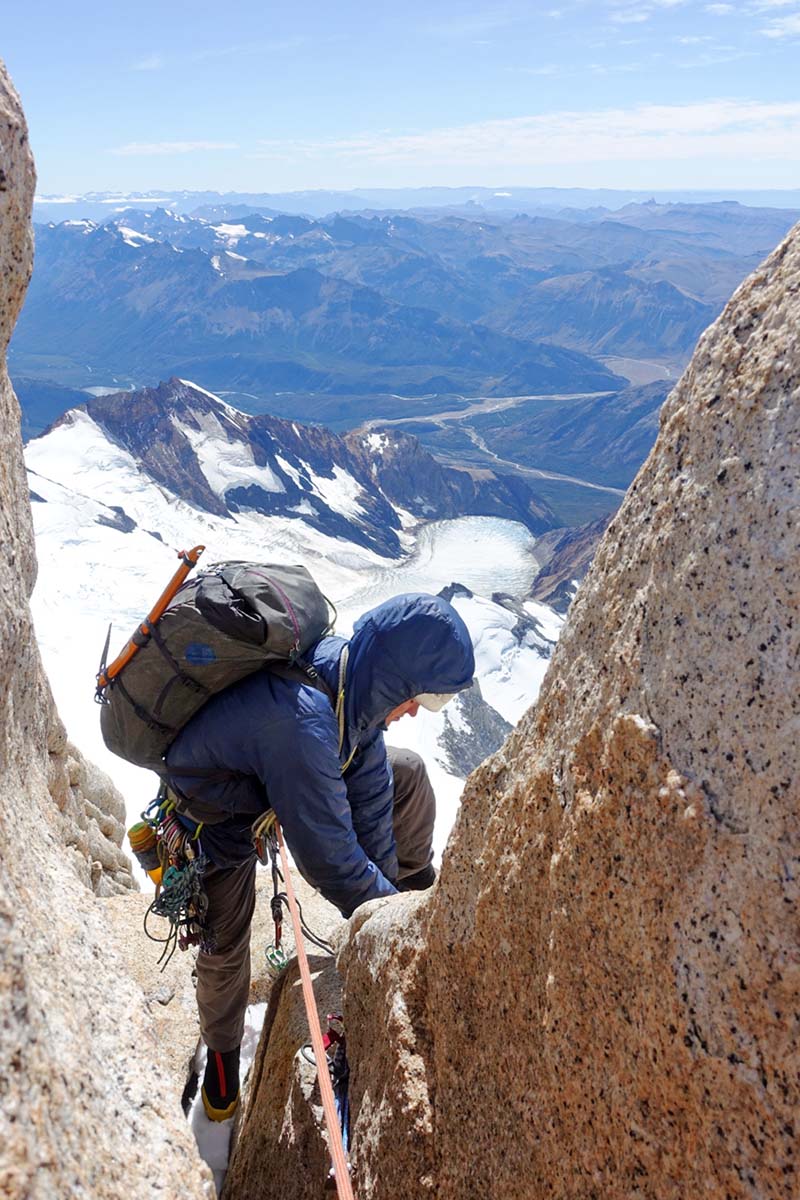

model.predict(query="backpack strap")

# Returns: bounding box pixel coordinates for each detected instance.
[269,658,335,704]
[166,649,345,794]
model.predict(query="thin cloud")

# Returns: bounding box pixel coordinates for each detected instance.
[761,11,800,34]
[588,60,647,73]
[676,46,755,67]
[423,5,528,38]
[188,36,307,63]
[131,53,164,71]
[705,3,735,13]
[609,9,651,22]
[252,100,800,168]
[111,141,240,157]
[605,0,689,23]
[513,63,561,75]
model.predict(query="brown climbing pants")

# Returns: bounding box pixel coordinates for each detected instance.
[195,746,436,1052]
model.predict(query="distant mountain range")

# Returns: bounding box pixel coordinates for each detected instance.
[489,268,714,359]
[32,187,800,222]
[12,217,622,406]
[13,197,798,527]
[14,200,796,415]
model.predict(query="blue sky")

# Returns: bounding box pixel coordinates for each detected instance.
[3,0,799,193]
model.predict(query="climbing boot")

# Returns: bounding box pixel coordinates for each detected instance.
[201,1046,240,1122]
[397,864,436,892]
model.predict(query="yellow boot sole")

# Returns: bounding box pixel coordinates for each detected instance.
[201,1086,240,1122]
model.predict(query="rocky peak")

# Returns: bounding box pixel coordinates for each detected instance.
[528,512,613,611]
[42,377,558,556]
[345,426,557,531]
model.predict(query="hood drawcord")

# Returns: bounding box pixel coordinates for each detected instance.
[336,646,358,773]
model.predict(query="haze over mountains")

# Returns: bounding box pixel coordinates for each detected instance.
[15,215,619,405]
[15,191,795,529]
[32,186,800,223]
[17,199,794,398]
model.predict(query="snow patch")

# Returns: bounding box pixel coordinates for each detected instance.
[364,432,390,455]
[449,592,561,725]
[304,464,366,519]
[177,411,287,498]
[117,226,155,246]
[274,454,306,487]
[523,599,565,643]
[211,222,248,244]
[177,379,246,423]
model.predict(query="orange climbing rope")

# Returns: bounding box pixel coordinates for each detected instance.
[275,821,356,1200]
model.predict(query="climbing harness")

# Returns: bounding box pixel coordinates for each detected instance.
[272,820,356,1200]
[252,811,334,969]
[135,784,214,970]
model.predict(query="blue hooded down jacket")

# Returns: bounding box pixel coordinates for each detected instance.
[166,593,475,917]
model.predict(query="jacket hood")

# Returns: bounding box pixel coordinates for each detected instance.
[345,593,475,735]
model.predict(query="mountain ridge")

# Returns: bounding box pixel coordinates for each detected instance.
[41,378,559,555]
[13,220,622,402]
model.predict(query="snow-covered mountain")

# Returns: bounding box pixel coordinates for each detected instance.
[49,377,557,556]
[25,381,563,858]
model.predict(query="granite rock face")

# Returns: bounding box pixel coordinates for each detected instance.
[47,721,134,896]
[0,63,212,1198]
[335,225,800,1198]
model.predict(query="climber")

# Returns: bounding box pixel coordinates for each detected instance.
[164,592,475,1121]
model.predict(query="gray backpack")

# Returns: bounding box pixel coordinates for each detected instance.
[95,556,335,773]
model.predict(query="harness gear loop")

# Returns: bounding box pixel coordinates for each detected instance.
[137,782,214,969]
[274,820,355,1200]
